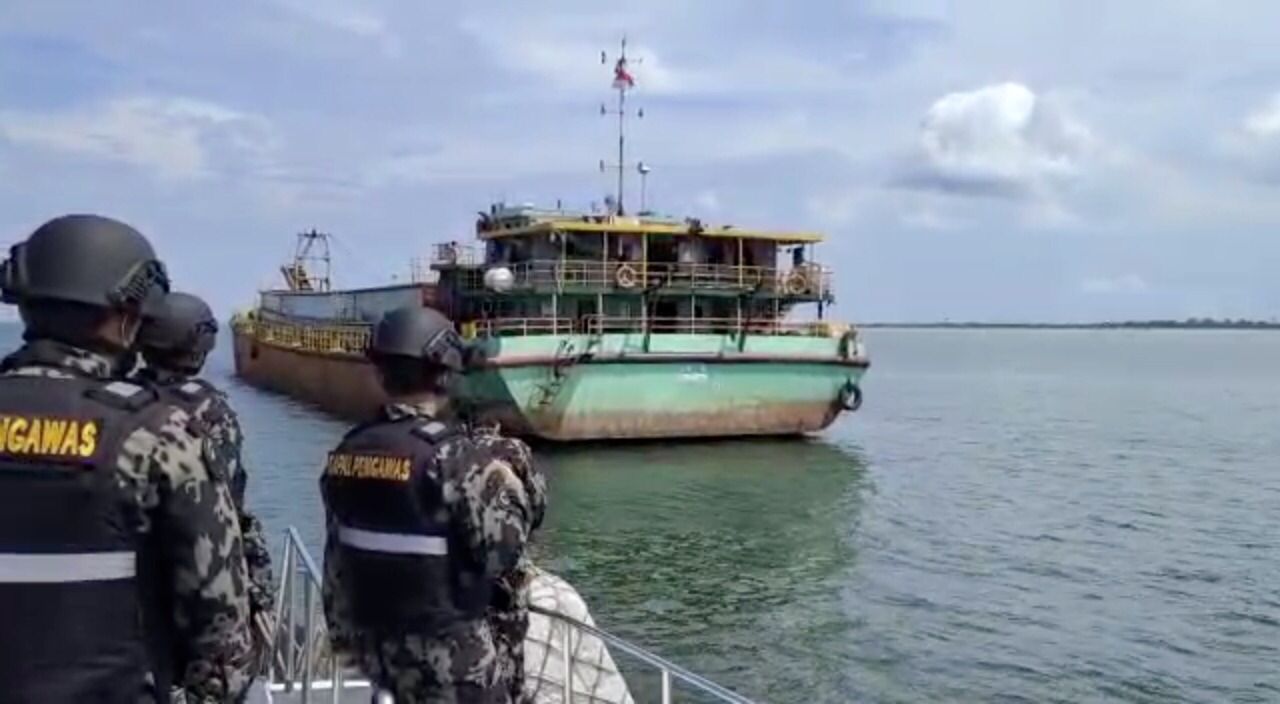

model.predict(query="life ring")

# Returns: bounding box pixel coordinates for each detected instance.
[616,264,639,289]
[785,270,808,295]
[838,382,863,412]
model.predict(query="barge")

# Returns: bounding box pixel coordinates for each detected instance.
[232,41,868,440]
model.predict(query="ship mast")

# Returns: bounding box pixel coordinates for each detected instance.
[600,37,643,216]
[284,229,332,292]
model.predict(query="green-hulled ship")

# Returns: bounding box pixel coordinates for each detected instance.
[231,41,868,440]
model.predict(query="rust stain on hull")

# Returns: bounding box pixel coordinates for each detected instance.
[485,401,842,442]
[233,331,386,420]
[235,332,852,440]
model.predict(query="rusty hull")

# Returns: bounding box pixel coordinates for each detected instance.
[233,329,386,420]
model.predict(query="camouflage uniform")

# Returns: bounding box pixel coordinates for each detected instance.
[473,427,546,704]
[323,399,546,704]
[139,368,275,629]
[2,339,254,702]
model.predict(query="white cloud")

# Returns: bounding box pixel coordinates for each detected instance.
[1243,93,1280,138]
[0,96,276,181]
[362,130,600,186]
[1081,274,1148,294]
[460,11,853,100]
[805,190,866,227]
[862,0,951,22]
[900,207,958,231]
[461,23,691,97]
[294,5,384,38]
[269,0,400,54]
[1209,93,1280,195]
[693,190,720,213]
[910,82,1096,196]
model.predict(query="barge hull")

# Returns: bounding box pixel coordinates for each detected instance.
[470,361,863,441]
[235,330,866,440]
[233,330,385,419]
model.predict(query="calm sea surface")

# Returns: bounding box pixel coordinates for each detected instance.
[17,326,1280,703]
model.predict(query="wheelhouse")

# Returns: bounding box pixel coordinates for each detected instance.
[433,204,838,338]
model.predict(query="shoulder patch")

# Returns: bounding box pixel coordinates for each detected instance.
[104,381,144,398]
[86,380,158,412]
[411,420,451,442]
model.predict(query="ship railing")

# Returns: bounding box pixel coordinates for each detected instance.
[465,315,851,339]
[584,315,850,337]
[465,317,578,338]
[529,604,758,704]
[263,526,370,703]
[432,242,484,267]
[458,259,830,297]
[240,318,372,356]
[262,527,756,704]
[783,262,834,299]
[407,257,441,284]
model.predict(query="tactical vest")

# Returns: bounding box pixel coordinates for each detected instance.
[0,373,172,703]
[320,416,492,634]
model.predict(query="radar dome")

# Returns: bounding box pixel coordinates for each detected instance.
[484,267,515,292]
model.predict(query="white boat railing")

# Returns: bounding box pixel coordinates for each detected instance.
[529,603,758,704]
[263,527,370,703]
[263,527,757,704]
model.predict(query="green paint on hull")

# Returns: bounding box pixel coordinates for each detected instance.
[466,332,867,440]
[485,330,858,358]
[233,325,868,440]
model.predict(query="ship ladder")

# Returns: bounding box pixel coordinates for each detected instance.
[532,339,576,410]
[532,335,601,411]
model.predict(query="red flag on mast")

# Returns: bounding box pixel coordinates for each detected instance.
[613,57,635,89]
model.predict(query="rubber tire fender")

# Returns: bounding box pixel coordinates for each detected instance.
[839,381,863,412]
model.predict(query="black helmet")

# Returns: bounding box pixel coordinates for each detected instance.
[368,306,466,372]
[139,292,218,358]
[1,214,170,312]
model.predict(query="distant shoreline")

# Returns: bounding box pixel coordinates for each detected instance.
[862,320,1280,330]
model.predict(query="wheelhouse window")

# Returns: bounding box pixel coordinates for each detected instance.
[565,232,604,260]
[648,235,677,263]
[676,236,704,264]
[613,234,642,262]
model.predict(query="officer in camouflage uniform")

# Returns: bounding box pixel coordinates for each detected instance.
[478,430,546,704]
[0,215,253,703]
[134,292,275,659]
[321,306,546,703]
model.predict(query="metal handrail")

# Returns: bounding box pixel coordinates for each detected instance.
[235,317,372,356]
[455,258,831,297]
[467,317,578,337]
[264,527,757,703]
[530,604,758,704]
[466,315,852,339]
[433,242,484,267]
[585,315,849,337]
[267,527,370,703]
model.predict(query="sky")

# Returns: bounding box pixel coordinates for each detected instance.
[2,1,1280,322]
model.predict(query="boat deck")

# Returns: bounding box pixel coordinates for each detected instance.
[262,527,756,703]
